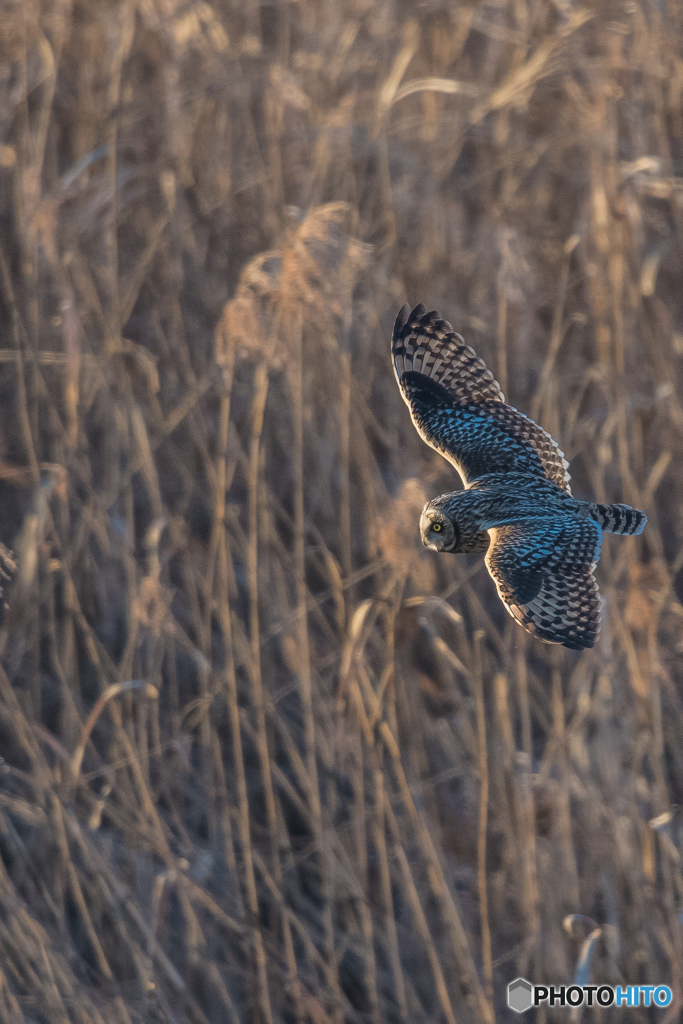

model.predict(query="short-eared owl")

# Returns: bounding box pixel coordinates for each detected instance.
[392,304,646,650]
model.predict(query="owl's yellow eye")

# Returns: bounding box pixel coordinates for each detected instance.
[432,522,442,532]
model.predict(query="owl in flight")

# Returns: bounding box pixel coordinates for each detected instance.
[392,304,647,650]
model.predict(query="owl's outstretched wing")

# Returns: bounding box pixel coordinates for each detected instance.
[485,517,602,650]
[392,304,572,492]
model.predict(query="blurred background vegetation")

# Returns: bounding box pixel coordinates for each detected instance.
[0,0,682,1021]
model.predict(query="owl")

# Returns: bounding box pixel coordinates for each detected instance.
[392,303,647,650]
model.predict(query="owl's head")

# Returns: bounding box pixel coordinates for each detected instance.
[419,493,490,554]
[419,504,457,551]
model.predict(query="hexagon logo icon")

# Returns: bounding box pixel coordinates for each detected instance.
[508,978,533,1013]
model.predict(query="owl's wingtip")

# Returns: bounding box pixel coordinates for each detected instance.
[393,303,438,340]
[394,303,412,335]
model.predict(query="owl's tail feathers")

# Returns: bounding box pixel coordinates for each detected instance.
[590,503,647,536]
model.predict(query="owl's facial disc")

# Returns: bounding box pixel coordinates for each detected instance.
[419,507,456,552]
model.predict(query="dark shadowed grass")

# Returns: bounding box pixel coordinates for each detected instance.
[0,1,681,1022]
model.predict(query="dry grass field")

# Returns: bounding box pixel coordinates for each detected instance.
[0,0,682,1021]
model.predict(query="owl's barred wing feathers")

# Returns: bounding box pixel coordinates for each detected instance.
[503,568,601,650]
[392,304,572,492]
[392,303,506,405]
[485,518,602,649]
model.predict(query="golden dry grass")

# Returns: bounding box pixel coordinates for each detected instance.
[0,1,682,1022]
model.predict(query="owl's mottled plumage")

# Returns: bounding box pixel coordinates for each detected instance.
[393,304,647,650]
